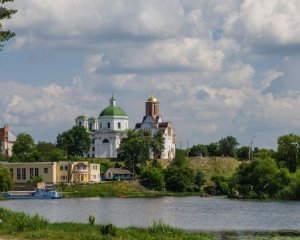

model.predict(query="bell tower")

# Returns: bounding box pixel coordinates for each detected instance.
[146,95,160,119]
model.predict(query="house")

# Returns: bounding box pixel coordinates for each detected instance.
[0,124,16,158]
[0,161,101,184]
[104,168,133,181]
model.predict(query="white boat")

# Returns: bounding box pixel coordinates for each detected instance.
[3,189,63,199]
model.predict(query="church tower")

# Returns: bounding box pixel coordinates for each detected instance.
[146,95,160,119]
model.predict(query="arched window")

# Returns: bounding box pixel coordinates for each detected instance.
[102,139,109,144]
[79,122,82,126]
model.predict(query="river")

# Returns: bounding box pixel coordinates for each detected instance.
[1,197,300,231]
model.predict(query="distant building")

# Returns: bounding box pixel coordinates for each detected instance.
[104,168,133,181]
[0,124,16,157]
[0,161,101,184]
[75,95,129,158]
[135,95,176,160]
[75,94,176,160]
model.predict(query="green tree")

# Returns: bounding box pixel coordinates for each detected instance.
[57,126,91,157]
[36,141,65,161]
[211,175,229,195]
[254,148,277,161]
[0,0,17,49]
[194,170,205,189]
[150,131,165,159]
[142,166,165,191]
[188,144,208,157]
[219,136,239,157]
[164,151,195,192]
[118,130,150,178]
[0,165,13,191]
[229,159,291,199]
[236,146,250,160]
[206,142,219,156]
[277,134,300,172]
[12,133,39,162]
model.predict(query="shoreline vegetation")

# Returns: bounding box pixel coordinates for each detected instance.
[57,181,202,198]
[0,208,300,240]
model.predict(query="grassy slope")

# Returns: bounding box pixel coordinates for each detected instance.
[59,181,200,198]
[190,157,241,185]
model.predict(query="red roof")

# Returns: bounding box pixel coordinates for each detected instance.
[75,162,87,167]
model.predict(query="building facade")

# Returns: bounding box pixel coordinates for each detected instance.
[0,124,16,158]
[135,95,176,160]
[75,96,129,158]
[0,161,100,184]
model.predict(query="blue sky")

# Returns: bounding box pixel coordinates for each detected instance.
[1,0,300,149]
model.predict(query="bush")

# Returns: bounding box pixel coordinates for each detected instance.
[211,175,229,195]
[0,165,14,191]
[88,215,95,225]
[99,223,117,236]
[164,165,195,192]
[141,166,165,191]
[0,208,48,233]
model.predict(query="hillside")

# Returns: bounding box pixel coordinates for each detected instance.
[190,157,241,185]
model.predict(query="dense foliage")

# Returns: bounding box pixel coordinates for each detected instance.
[0,165,13,191]
[142,165,165,191]
[57,126,91,157]
[12,133,39,162]
[118,130,165,177]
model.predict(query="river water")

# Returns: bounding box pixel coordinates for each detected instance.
[1,197,300,231]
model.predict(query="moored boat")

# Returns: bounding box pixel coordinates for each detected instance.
[3,189,63,199]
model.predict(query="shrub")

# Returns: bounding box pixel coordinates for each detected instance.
[88,215,95,225]
[99,223,117,236]
[0,208,48,233]
[148,220,181,234]
[141,166,165,191]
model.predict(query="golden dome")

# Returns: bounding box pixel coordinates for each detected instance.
[147,95,158,102]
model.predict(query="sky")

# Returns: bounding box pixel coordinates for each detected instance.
[1,0,300,149]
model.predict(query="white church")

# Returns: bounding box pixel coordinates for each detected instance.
[75,95,176,160]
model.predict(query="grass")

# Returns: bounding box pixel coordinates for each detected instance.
[58,181,201,198]
[0,208,213,240]
[190,157,241,185]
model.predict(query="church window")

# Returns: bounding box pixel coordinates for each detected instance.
[107,122,110,129]
[118,122,121,129]
[102,139,109,144]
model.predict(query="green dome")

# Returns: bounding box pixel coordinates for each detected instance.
[99,106,127,117]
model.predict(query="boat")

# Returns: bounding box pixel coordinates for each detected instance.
[3,189,63,199]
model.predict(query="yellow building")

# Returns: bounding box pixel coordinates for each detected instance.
[0,161,100,184]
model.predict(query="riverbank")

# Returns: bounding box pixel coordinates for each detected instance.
[0,208,212,240]
[58,181,201,198]
[1,208,300,240]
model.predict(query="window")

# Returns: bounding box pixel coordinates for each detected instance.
[89,123,93,130]
[22,168,26,180]
[44,168,48,174]
[64,166,68,171]
[118,122,121,129]
[30,168,34,179]
[100,123,102,128]
[79,122,82,126]
[9,168,13,178]
[35,168,39,177]
[107,122,110,129]
[17,168,21,180]
[92,147,95,151]
[92,139,95,144]
[60,166,63,171]
[102,139,109,144]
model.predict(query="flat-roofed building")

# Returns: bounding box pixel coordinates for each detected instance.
[0,161,101,184]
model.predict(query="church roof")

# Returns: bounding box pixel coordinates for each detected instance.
[147,95,158,103]
[99,106,128,117]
